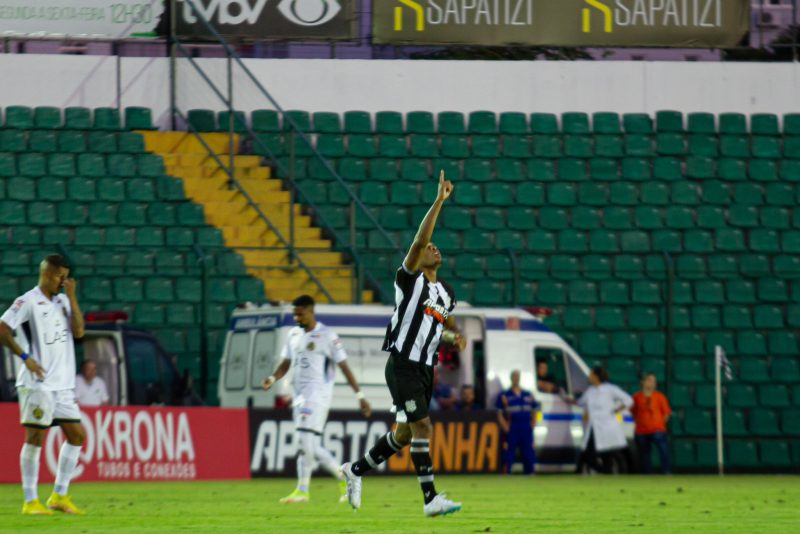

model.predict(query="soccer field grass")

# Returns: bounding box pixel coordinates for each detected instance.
[1,475,798,533]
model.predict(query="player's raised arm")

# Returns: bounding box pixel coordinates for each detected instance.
[403,170,453,272]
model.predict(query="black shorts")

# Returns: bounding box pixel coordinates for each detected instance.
[385,352,433,423]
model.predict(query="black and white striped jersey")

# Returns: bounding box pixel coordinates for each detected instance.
[382,264,457,366]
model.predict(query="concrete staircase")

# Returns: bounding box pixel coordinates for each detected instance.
[139,131,372,303]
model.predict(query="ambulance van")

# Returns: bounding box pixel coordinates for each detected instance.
[218,303,635,472]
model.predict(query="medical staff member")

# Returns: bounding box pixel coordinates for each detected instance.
[575,366,633,474]
[496,370,539,474]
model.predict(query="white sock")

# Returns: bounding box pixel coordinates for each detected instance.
[54,443,81,496]
[296,431,314,492]
[20,444,41,502]
[314,437,343,480]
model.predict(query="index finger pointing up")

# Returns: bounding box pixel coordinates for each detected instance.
[439,169,444,183]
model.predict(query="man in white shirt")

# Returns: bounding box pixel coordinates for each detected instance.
[575,366,634,474]
[0,255,86,515]
[75,360,109,406]
[262,294,371,504]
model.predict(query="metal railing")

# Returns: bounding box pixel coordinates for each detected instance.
[169,0,404,303]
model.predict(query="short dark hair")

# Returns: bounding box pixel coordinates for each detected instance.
[592,366,609,383]
[292,294,315,308]
[44,254,70,270]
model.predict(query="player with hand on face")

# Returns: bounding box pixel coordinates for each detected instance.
[341,171,466,517]
[0,255,86,515]
[263,295,371,504]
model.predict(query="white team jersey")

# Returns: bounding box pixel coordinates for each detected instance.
[0,286,76,391]
[280,322,347,397]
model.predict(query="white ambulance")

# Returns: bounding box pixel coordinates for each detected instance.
[218,303,635,472]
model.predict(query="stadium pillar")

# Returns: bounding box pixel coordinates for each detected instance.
[662,251,674,403]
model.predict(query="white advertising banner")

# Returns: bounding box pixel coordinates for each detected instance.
[0,0,164,38]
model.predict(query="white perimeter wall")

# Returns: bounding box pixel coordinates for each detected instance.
[0,55,798,126]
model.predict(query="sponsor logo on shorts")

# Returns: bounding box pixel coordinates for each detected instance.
[405,400,417,413]
[33,406,44,419]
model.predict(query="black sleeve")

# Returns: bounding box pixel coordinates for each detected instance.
[395,264,419,293]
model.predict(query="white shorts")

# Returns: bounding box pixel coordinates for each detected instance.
[18,388,81,428]
[292,393,331,434]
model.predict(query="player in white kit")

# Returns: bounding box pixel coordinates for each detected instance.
[262,295,371,504]
[0,255,87,515]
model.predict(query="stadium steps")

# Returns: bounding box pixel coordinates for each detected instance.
[139,131,372,303]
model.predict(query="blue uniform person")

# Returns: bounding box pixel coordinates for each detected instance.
[496,370,540,474]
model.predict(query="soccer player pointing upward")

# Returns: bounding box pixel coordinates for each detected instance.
[342,171,466,517]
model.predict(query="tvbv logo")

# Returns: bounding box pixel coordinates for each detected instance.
[179,0,341,27]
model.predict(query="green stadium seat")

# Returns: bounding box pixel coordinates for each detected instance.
[748,113,779,135]
[571,206,600,230]
[737,331,767,355]
[558,230,587,253]
[686,156,715,179]
[144,277,174,302]
[437,111,466,134]
[529,113,558,134]
[495,230,525,250]
[655,110,683,132]
[686,112,715,134]
[727,441,758,467]
[506,207,536,230]
[783,138,800,160]
[317,135,345,158]
[564,135,593,158]
[687,134,718,157]
[375,111,403,134]
[93,107,121,130]
[761,207,790,230]
[766,182,794,206]
[409,135,438,158]
[752,137,781,159]
[734,183,764,205]
[652,157,681,181]
[535,280,564,305]
[695,280,725,304]
[283,110,312,132]
[498,112,527,134]
[494,159,523,182]
[561,112,589,134]
[539,207,568,230]
[523,230,553,253]
[475,207,505,230]
[768,330,798,356]
[595,307,625,330]
[720,136,749,158]
[577,183,608,207]
[717,112,746,134]
[720,409,749,437]
[599,281,628,305]
[407,111,434,134]
[468,111,497,134]
[465,159,493,182]
[751,305,783,329]
[757,279,788,302]
[252,110,280,133]
[655,133,685,156]
[628,305,658,330]
[781,409,800,435]
[4,105,33,129]
[515,183,544,207]
[400,159,429,182]
[669,384,692,409]
[83,278,112,302]
[216,110,247,133]
[0,129,27,153]
[348,135,377,157]
[532,136,561,158]
[61,108,90,130]
[621,230,650,252]
[87,131,117,154]
[758,384,791,413]
[624,135,654,157]
[772,358,800,383]
[760,442,792,467]
[738,357,770,383]
[749,408,781,436]
[137,227,164,246]
[462,229,493,250]
[28,131,57,153]
[518,255,547,280]
[237,278,265,301]
[694,384,716,408]
[378,135,407,158]
[622,113,652,133]
[312,111,341,133]
[674,358,704,382]
[592,112,621,134]
[472,136,500,158]
[124,107,153,130]
[684,411,713,436]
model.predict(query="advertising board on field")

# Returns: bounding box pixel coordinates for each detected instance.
[372,0,751,48]
[0,403,250,483]
[249,409,502,477]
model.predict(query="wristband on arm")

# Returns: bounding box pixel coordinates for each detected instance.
[19,352,29,361]
[356,391,365,401]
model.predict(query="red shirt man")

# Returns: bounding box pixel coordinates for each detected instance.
[631,373,672,474]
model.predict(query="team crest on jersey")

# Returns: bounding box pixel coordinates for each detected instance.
[32,406,43,419]
[405,400,417,413]
[307,341,315,351]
